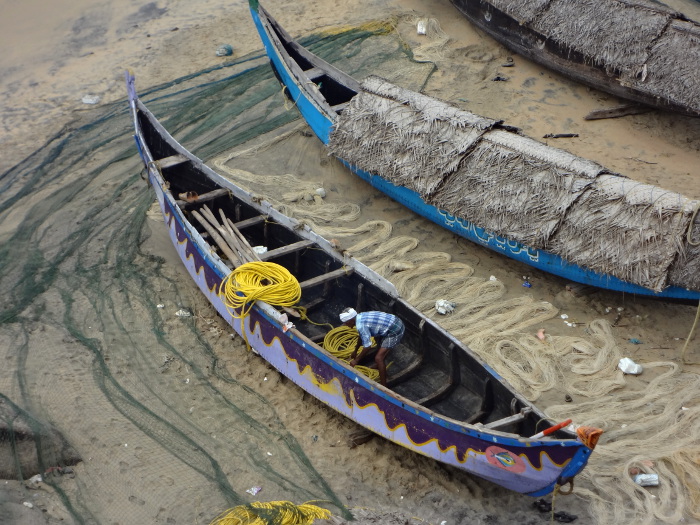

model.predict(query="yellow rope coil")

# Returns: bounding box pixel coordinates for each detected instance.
[219,261,301,318]
[323,326,379,381]
[210,500,331,525]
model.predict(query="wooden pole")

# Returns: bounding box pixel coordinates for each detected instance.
[191,210,242,266]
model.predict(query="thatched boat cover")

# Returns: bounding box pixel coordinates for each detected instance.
[427,130,605,248]
[475,0,700,114]
[327,76,497,196]
[669,214,700,292]
[328,77,700,292]
[643,20,700,114]
[547,176,698,291]
[530,0,672,75]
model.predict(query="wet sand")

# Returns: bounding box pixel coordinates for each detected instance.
[1,0,700,524]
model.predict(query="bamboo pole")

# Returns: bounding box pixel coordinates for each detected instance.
[191,210,242,266]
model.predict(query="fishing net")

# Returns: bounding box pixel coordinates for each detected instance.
[216,119,700,523]
[2,16,698,525]
[0,24,430,525]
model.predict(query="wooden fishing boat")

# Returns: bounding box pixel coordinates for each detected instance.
[448,0,700,117]
[249,0,700,300]
[126,70,601,496]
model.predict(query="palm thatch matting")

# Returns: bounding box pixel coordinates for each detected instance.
[468,0,700,115]
[328,76,700,292]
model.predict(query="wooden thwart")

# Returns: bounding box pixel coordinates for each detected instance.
[259,239,314,261]
[481,408,533,430]
[299,267,352,289]
[175,188,230,209]
[304,67,325,80]
[154,154,188,169]
[233,215,266,229]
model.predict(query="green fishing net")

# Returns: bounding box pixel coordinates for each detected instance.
[0,25,432,523]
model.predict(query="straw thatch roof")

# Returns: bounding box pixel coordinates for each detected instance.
[328,76,497,196]
[669,214,700,291]
[488,0,554,24]
[427,130,604,248]
[328,77,700,292]
[642,20,700,113]
[466,0,700,115]
[547,176,697,291]
[530,0,671,75]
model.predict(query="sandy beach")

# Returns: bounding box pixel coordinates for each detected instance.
[1,0,700,524]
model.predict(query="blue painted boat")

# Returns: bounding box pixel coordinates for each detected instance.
[249,0,700,301]
[126,68,601,496]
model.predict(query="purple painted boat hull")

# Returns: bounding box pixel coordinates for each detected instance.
[126,66,596,497]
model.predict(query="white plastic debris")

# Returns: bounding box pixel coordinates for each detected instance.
[315,187,326,198]
[27,474,42,487]
[81,94,100,104]
[634,473,659,487]
[252,246,268,255]
[157,304,165,309]
[618,357,643,375]
[175,309,191,317]
[560,314,569,319]
[489,275,497,281]
[246,486,262,496]
[417,20,427,35]
[23,502,34,509]
[277,312,294,332]
[435,299,456,315]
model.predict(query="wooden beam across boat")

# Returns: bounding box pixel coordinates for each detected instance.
[298,267,352,290]
[259,239,314,261]
[155,153,188,170]
[175,188,230,208]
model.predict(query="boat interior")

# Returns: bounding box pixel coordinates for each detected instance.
[261,5,360,115]
[135,105,574,442]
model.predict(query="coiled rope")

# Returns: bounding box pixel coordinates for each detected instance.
[219,261,301,319]
[210,500,330,525]
[323,326,379,381]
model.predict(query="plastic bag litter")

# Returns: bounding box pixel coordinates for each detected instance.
[252,246,268,255]
[81,95,100,104]
[435,299,456,315]
[634,473,659,486]
[618,357,643,375]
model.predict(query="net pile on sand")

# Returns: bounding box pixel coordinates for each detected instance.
[400,15,451,64]
[328,76,700,292]
[215,157,699,524]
